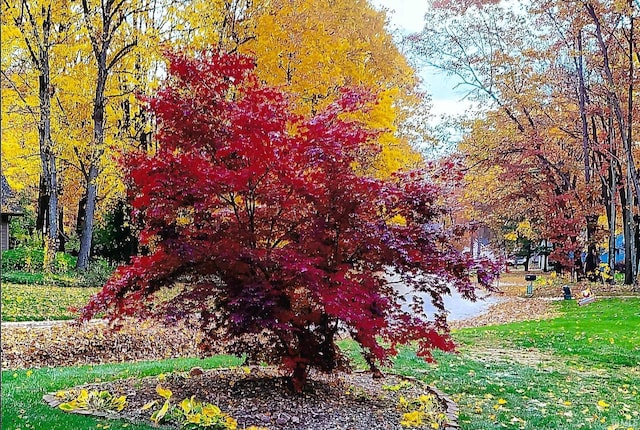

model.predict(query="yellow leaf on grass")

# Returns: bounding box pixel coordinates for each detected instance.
[598,400,610,408]
[151,400,170,424]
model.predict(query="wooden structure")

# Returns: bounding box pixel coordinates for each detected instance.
[1,174,23,251]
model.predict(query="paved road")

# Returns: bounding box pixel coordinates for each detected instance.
[389,272,503,321]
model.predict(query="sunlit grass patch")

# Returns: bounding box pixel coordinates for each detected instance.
[388,298,640,429]
[1,283,100,321]
[1,356,243,430]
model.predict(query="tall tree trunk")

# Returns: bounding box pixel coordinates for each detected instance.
[77,59,106,270]
[77,0,136,270]
[36,6,58,272]
[608,160,617,280]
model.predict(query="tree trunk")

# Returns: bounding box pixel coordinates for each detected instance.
[291,362,308,393]
[77,165,99,269]
[77,9,108,270]
[37,9,58,272]
[576,29,590,184]
[608,161,617,280]
[36,176,48,238]
[622,180,635,285]
[58,207,65,252]
[78,0,135,269]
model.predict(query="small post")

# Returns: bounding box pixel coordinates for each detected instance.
[525,274,536,297]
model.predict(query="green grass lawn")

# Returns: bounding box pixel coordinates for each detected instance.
[391,298,640,429]
[1,298,639,429]
[0,283,100,321]
[1,356,243,430]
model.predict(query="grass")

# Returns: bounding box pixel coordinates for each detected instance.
[1,298,639,429]
[389,298,640,429]
[1,356,243,430]
[1,283,100,321]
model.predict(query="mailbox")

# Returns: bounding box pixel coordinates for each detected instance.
[525,274,537,281]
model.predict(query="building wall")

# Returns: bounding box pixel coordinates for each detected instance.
[1,215,9,251]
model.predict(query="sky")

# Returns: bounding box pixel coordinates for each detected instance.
[370,0,473,123]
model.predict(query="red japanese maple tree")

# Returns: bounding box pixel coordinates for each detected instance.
[81,51,496,391]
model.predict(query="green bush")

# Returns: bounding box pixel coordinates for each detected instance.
[0,247,77,273]
[1,247,114,288]
[78,258,114,288]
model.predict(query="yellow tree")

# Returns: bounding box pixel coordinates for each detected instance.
[241,0,425,177]
[169,0,426,177]
[1,0,78,268]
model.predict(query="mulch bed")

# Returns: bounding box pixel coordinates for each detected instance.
[44,367,460,430]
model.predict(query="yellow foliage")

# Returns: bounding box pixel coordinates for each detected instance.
[239,0,424,177]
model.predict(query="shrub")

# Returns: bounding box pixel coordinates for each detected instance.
[1,247,77,273]
[78,258,114,288]
[81,51,497,392]
[56,389,127,414]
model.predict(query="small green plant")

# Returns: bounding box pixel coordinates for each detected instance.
[78,257,114,287]
[382,380,413,392]
[344,384,371,401]
[143,385,238,429]
[398,394,448,429]
[56,389,127,414]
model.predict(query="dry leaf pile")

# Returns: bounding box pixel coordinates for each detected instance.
[450,298,558,329]
[1,319,203,370]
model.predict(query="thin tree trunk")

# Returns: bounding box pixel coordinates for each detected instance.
[608,160,617,280]
[622,177,635,284]
[37,6,58,272]
[576,29,590,184]
[77,164,99,268]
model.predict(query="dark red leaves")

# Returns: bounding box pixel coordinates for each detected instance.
[81,50,496,389]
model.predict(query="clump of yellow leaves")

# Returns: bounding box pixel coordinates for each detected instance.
[57,389,127,414]
[398,393,448,429]
[142,384,238,429]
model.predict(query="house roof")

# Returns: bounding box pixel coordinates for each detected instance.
[1,174,23,216]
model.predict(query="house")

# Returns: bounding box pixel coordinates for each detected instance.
[1,174,23,251]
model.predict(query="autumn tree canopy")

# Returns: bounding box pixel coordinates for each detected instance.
[411,0,640,281]
[1,0,428,267]
[81,51,495,391]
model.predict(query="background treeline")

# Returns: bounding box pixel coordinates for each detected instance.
[1,0,429,278]
[409,0,640,284]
